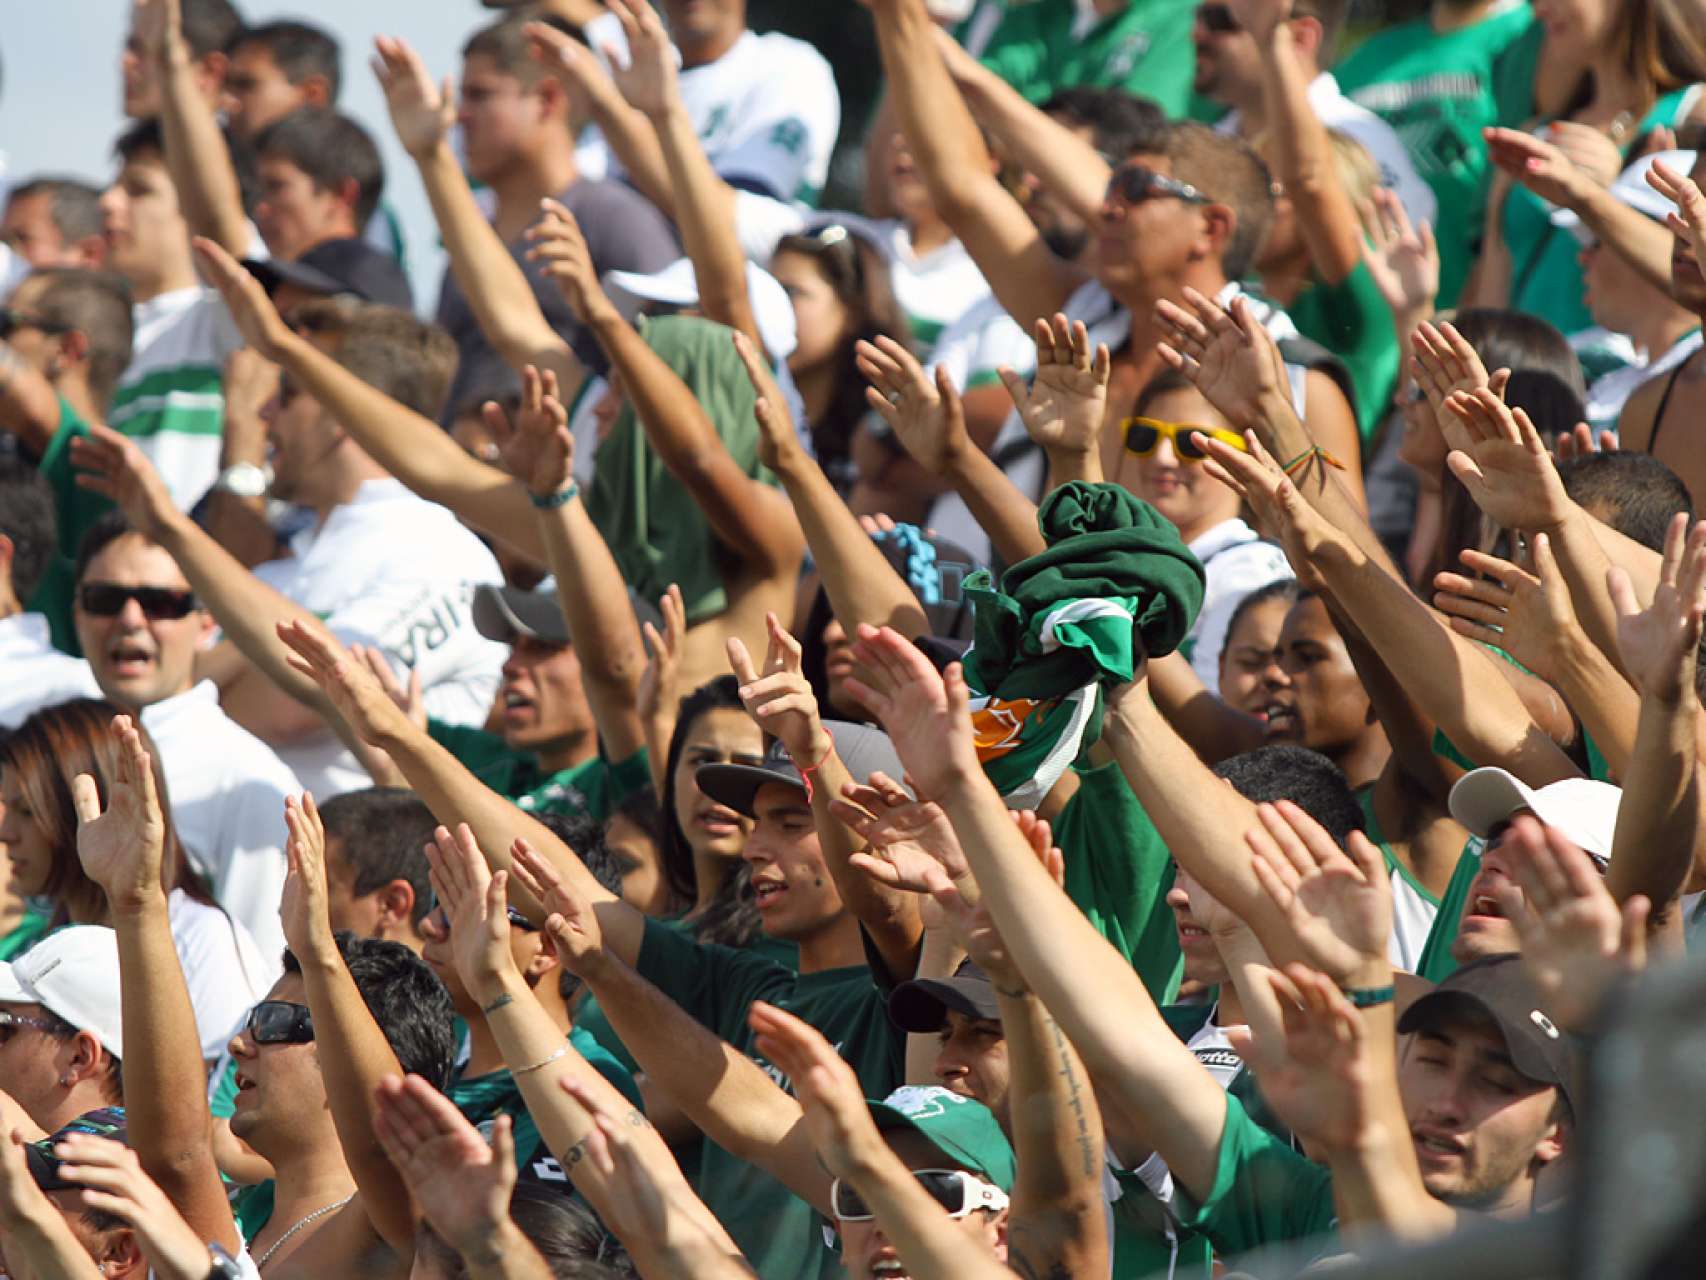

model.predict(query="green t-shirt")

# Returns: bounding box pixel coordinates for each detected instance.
[1172,1092,1339,1262]
[428,721,649,822]
[1336,3,1537,308]
[1109,1164,1214,1280]
[449,1027,643,1191]
[1416,839,1485,984]
[978,0,1195,117]
[1287,261,1401,443]
[1053,759,1183,1005]
[29,399,117,655]
[635,918,904,1280]
[0,907,50,962]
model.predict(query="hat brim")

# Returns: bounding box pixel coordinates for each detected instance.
[695,761,805,819]
[242,257,347,300]
[0,962,31,1005]
[888,976,1001,1032]
[1447,768,1538,839]
[1398,989,1566,1093]
[472,585,571,647]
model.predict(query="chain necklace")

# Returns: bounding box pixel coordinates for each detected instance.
[255,1193,356,1271]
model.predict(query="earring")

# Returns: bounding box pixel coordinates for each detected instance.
[59,1074,73,1087]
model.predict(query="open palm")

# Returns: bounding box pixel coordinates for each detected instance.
[73,717,165,909]
[1002,314,1109,454]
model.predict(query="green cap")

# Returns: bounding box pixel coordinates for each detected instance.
[866,1086,1016,1192]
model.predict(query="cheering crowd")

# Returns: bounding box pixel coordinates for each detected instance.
[1,0,1704,1275]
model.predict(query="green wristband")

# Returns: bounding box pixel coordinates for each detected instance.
[1345,984,1395,1008]
[529,480,579,510]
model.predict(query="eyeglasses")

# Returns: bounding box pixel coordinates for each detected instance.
[1121,417,1249,461]
[424,897,541,934]
[1196,3,1241,33]
[831,1169,1010,1222]
[246,1000,315,1046]
[0,308,75,341]
[0,1010,68,1041]
[77,582,199,620]
[1105,165,1212,208]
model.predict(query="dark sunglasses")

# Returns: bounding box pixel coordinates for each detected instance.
[831,1169,1009,1222]
[0,307,75,341]
[1197,3,1241,33]
[1105,165,1212,208]
[77,582,199,620]
[1121,417,1248,461]
[0,1010,68,1041]
[424,894,541,934]
[246,1000,315,1045]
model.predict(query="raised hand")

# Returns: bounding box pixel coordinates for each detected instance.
[1246,800,1393,985]
[279,620,414,747]
[603,0,680,120]
[279,794,335,962]
[1197,430,1350,580]
[554,1075,684,1246]
[1155,289,1289,434]
[508,840,607,979]
[1553,422,1619,462]
[484,364,576,502]
[831,773,969,894]
[1432,535,1581,681]
[352,645,426,732]
[66,424,179,541]
[1494,815,1649,1032]
[1227,0,1294,45]
[1609,512,1706,702]
[842,625,980,799]
[50,1134,211,1279]
[998,313,1110,457]
[1409,321,1508,456]
[0,1127,85,1259]
[636,583,687,730]
[371,35,455,159]
[727,613,830,768]
[926,813,1063,992]
[72,715,165,913]
[525,20,616,103]
[525,199,613,326]
[189,237,295,360]
[1647,157,1706,267]
[130,0,183,63]
[374,1074,519,1261]
[733,330,803,472]
[1482,127,1596,209]
[424,824,520,1006]
[748,1001,886,1181]
[856,335,971,474]
[1358,188,1438,322]
[1442,386,1573,532]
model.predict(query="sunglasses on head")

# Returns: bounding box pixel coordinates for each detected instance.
[1197,3,1241,33]
[832,1169,1009,1223]
[1121,417,1249,461]
[77,582,199,620]
[1105,165,1212,208]
[0,307,75,341]
[246,1000,315,1045]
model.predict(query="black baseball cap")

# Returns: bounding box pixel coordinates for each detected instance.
[889,958,1001,1032]
[244,237,414,311]
[696,720,907,818]
[1398,954,1582,1115]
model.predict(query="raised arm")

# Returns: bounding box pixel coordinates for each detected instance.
[50,1136,229,1280]
[0,1129,101,1280]
[1000,314,1111,492]
[279,793,418,1255]
[373,35,581,383]
[72,716,238,1252]
[842,629,1233,1201]
[527,202,805,577]
[485,366,646,761]
[142,0,251,257]
[868,0,1084,326]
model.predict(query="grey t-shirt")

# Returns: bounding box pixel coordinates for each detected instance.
[434,176,678,423]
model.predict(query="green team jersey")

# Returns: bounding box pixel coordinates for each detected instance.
[1173,1092,1339,1262]
[449,1027,643,1191]
[1336,2,1537,307]
[634,918,904,1280]
[1416,838,1485,983]
[1287,261,1402,442]
[1053,759,1184,1005]
[29,399,117,655]
[978,0,1195,117]
[427,721,649,822]
[0,908,50,962]
[1109,1164,1214,1280]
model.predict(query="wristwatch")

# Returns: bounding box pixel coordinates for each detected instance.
[211,461,271,499]
[205,1243,244,1280]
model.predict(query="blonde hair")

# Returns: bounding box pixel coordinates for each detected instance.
[1327,129,1381,208]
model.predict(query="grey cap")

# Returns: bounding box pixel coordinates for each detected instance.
[696,720,908,818]
[889,959,1000,1032]
[472,584,570,647]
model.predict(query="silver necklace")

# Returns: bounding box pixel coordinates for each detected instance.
[255,1193,356,1271]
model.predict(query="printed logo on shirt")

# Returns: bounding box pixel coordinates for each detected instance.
[1193,1048,1244,1073]
[769,118,807,156]
[530,1155,569,1184]
[380,585,477,668]
[1104,33,1151,80]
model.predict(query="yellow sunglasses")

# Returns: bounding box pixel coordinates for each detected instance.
[1121,417,1248,461]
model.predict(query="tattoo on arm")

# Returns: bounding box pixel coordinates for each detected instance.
[1049,1020,1098,1179]
[480,992,514,1016]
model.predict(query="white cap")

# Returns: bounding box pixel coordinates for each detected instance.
[603,257,798,363]
[1552,150,1699,240]
[0,926,124,1058]
[1447,767,1622,862]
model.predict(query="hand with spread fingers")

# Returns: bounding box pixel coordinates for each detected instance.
[727,613,831,769]
[841,626,981,800]
[1409,321,1510,458]
[855,335,971,474]
[1440,385,1572,533]
[1493,815,1649,1032]
[1155,289,1290,434]
[999,313,1110,457]
[926,813,1063,994]
[279,620,414,748]
[189,237,296,361]
[483,364,576,504]
[73,715,166,914]
[603,0,681,121]
[1246,800,1393,986]
[1432,535,1581,682]
[1647,156,1706,267]
[1358,188,1439,325]
[831,773,969,895]
[1553,422,1619,463]
[66,424,180,542]
[279,793,337,964]
[371,35,456,159]
[1608,512,1706,703]
[1197,430,1350,582]
[423,823,522,1008]
[508,840,609,980]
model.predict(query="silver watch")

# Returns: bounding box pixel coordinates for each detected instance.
[212,461,271,499]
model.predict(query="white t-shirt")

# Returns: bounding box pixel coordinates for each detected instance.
[1216,72,1438,229]
[108,286,244,512]
[0,613,100,729]
[1129,1009,1250,1205]
[1591,328,1704,433]
[251,479,507,798]
[1185,518,1295,692]
[167,887,276,1061]
[140,680,300,965]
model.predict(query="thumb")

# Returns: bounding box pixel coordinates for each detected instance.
[71,774,103,826]
[1620,895,1651,973]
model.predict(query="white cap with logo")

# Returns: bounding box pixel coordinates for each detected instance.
[0,926,125,1058]
[1447,767,1622,862]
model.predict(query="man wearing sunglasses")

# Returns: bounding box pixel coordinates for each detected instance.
[0,926,125,1140]
[72,513,301,963]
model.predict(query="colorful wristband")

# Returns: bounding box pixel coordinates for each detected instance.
[1344,984,1395,1008]
[1280,445,1347,477]
[529,480,579,509]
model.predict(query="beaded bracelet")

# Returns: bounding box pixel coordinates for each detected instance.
[529,480,579,510]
